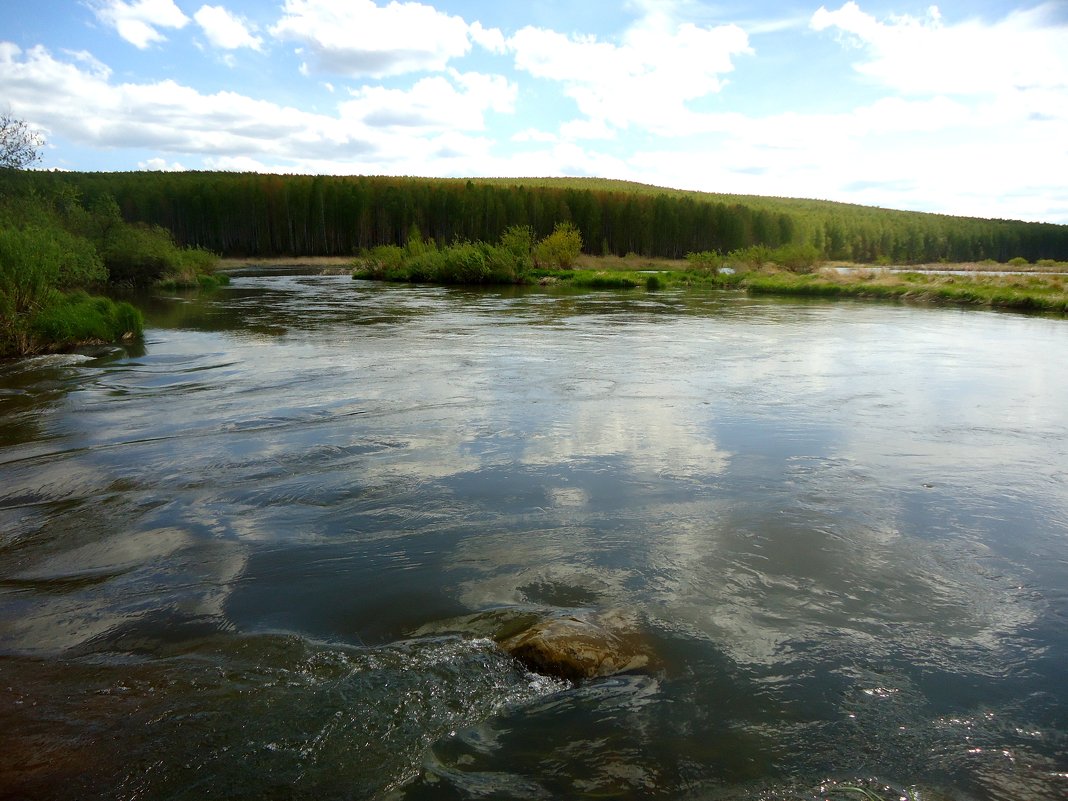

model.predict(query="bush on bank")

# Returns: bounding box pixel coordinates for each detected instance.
[0,180,214,357]
[353,222,583,285]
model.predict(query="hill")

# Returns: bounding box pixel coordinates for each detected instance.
[5,171,1067,264]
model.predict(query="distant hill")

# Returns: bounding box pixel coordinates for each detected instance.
[5,171,1067,263]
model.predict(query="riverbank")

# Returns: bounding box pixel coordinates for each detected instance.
[222,254,1068,274]
[746,267,1068,314]
[345,250,1068,315]
[218,256,356,270]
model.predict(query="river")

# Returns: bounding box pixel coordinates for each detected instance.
[1,271,1066,800]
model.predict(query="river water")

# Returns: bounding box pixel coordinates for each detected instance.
[1,271,1067,800]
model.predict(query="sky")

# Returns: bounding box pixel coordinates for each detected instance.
[2,1,1067,223]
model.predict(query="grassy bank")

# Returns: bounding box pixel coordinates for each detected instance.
[1,180,223,358]
[218,256,356,269]
[1,290,143,359]
[744,268,1068,313]
[352,243,1068,315]
[27,292,143,353]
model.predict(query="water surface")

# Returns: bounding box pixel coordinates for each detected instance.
[2,273,1067,799]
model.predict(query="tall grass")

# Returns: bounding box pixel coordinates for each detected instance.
[744,269,1068,313]
[29,291,143,350]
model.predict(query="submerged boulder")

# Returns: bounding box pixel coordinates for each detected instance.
[414,607,654,681]
[498,612,651,681]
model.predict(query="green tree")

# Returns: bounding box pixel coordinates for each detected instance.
[0,113,44,170]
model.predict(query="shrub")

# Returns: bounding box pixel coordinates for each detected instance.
[771,243,822,273]
[727,245,773,270]
[1,225,64,319]
[103,223,184,285]
[686,251,725,271]
[1,223,107,355]
[499,225,535,263]
[1007,256,1029,267]
[354,244,407,279]
[29,291,143,350]
[534,222,583,268]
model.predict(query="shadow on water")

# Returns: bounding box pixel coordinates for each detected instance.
[1,274,1067,799]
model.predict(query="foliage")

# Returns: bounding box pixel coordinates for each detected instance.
[771,242,823,272]
[6,170,1068,269]
[0,113,44,170]
[1,225,74,312]
[29,291,143,350]
[0,180,196,357]
[499,224,536,263]
[0,222,107,355]
[356,225,543,284]
[688,242,822,273]
[686,250,726,271]
[725,245,774,269]
[99,223,182,285]
[534,221,583,268]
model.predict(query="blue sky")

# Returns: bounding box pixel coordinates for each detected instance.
[3,1,1067,223]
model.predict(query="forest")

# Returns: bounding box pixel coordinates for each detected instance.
[6,171,1068,265]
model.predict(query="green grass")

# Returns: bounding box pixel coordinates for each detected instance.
[743,269,1068,313]
[568,270,644,289]
[353,250,1068,315]
[157,272,231,290]
[24,291,144,354]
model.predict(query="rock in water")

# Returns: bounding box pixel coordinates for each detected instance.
[498,612,650,681]
[411,607,655,681]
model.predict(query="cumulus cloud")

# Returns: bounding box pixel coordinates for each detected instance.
[340,70,516,131]
[269,0,502,77]
[508,13,751,137]
[0,42,518,177]
[91,0,190,49]
[810,1,1068,98]
[0,42,365,160]
[194,5,263,51]
[139,157,186,170]
[801,2,1068,220]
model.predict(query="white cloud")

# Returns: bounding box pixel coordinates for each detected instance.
[139,157,186,170]
[91,0,190,49]
[508,13,751,136]
[0,43,361,159]
[202,154,270,171]
[0,42,514,178]
[618,86,1068,222]
[339,69,516,131]
[800,2,1068,220]
[511,128,557,144]
[269,0,502,77]
[810,2,1068,98]
[194,5,263,51]
[469,21,506,54]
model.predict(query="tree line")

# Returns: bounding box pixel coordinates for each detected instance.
[6,171,1068,264]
